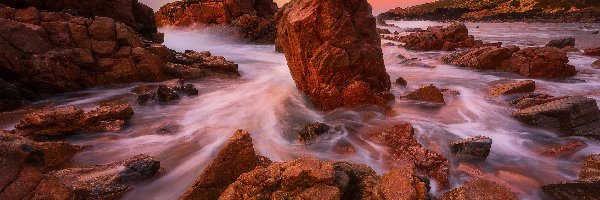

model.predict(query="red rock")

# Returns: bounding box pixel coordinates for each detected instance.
[0,18,52,54]
[593,59,600,69]
[13,7,40,24]
[181,130,271,200]
[488,79,536,97]
[365,124,450,187]
[580,154,600,179]
[405,84,446,104]
[442,178,518,200]
[542,140,588,157]
[88,17,116,41]
[400,23,483,51]
[276,0,393,111]
[380,165,429,200]
[584,47,600,56]
[80,100,134,132]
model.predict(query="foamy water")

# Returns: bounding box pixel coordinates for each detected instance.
[2,22,599,199]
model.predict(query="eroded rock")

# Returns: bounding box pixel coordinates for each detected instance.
[405,84,446,104]
[450,136,493,160]
[542,140,588,157]
[584,47,600,56]
[488,79,535,97]
[400,23,483,51]
[298,122,331,143]
[442,178,518,200]
[546,37,575,49]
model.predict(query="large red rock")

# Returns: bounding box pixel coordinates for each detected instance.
[275,0,393,111]
[444,46,577,78]
[584,47,600,56]
[442,178,518,200]
[400,23,483,51]
[180,130,271,200]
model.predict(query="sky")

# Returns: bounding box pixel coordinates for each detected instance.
[143,0,436,15]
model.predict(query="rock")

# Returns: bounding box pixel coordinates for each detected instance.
[395,77,408,86]
[275,0,393,111]
[593,59,600,69]
[444,46,577,78]
[450,136,493,160]
[405,84,445,104]
[581,154,600,179]
[157,85,180,102]
[135,82,199,105]
[546,37,575,49]
[442,178,518,200]
[400,23,483,51]
[298,122,331,143]
[365,124,450,187]
[80,100,134,132]
[512,96,600,139]
[88,17,116,41]
[510,93,565,109]
[379,165,429,200]
[50,154,161,199]
[584,47,600,56]
[179,84,199,96]
[181,130,271,200]
[488,79,536,97]
[542,179,600,199]
[542,140,588,157]
[377,28,392,34]
[0,79,24,112]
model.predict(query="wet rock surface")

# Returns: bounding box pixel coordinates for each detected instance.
[134,81,200,104]
[584,46,600,56]
[444,46,577,78]
[181,130,271,200]
[400,23,483,51]
[542,140,588,157]
[580,154,600,180]
[395,77,408,86]
[297,122,331,143]
[275,0,393,111]
[488,79,536,97]
[405,84,446,104]
[442,178,518,200]
[542,154,600,200]
[450,136,493,160]
[546,37,576,49]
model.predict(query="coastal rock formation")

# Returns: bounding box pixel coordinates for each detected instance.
[542,154,600,199]
[450,136,493,160]
[442,178,518,200]
[366,123,450,187]
[181,130,271,200]
[155,0,278,44]
[400,23,483,51]
[488,79,536,97]
[405,84,446,104]
[15,100,134,137]
[512,96,600,140]
[443,46,577,78]
[275,0,393,111]
[380,0,600,23]
[1,0,160,40]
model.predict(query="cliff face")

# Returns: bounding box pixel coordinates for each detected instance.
[380,0,600,22]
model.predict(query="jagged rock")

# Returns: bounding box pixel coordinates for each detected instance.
[157,85,180,102]
[298,122,331,143]
[450,136,493,160]
[365,123,450,187]
[181,130,271,200]
[275,0,393,111]
[488,79,535,97]
[405,84,446,104]
[512,96,600,139]
[400,23,483,51]
[581,154,600,179]
[395,77,408,86]
[584,47,600,56]
[444,46,577,78]
[135,81,199,105]
[542,140,588,157]
[51,154,161,199]
[442,178,518,200]
[546,37,576,49]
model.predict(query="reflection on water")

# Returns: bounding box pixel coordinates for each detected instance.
[2,22,599,200]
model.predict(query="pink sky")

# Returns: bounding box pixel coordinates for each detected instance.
[274,0,435,14]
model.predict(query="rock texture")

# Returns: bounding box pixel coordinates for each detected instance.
[488,79,535,97]
[380,0,600,23]
[542,140,588,157]
[275,0,393,111]
[366,123,450,187]
[400,23,483,51]
[542,154,600,199]
[450,136,493,160]
[405,84,446,104]
[181,130,271,200]
[546,37,576,49]
[512,96,600,140]
[584,46,600,56]
[442,178,518,200]
[444,46,577,78]
[155,0,278,44]
[298,122,331,143]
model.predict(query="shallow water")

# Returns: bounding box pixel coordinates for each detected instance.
[2,21,600,199]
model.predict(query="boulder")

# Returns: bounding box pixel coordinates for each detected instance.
[512,96,600,140]
[80,100,135,132]
[379,165,429,200]
[444,46,577,78]
[450,136,493,160]
[546,37,575,49]
[442,178,518,200]
[275,0,393,111]
[298,122,331,143]
[593,59,600,69]
[405,84,445,104]
[400,23,483,51]
[584,47,600,56]
[395,77,408,86]
[181,130,271,200]
[157,85,181,102]
[135,82,199,105]
[366,124,450,187]
[510,93,565,109]
[541,140,588,157]
[580,154,600,180]
[488,79,535,97]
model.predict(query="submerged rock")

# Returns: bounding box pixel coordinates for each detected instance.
[450,136,493,160]
[488,79,536,97]
[593,59,600,69]
[512,96,600,140]
[181,130,271,200]
[542,154,600,200]
[157,85,181,102]
[298,122,331,143]
[580,154,600,180]
[395,77,408,86]
[542,140,588,157]
[275,0,393,111]
[400,23,483,51]
[442,178,518,200]
[405,84,446,104]
[546,37,576,49]
[444,46,577,78]
[135,81,199,105]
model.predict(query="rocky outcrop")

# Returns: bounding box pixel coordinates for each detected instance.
[1,0,160,40]
[488,79,536,97]
[512,96,600,140]
[542,154,600,199]
[380,0,600,23]
[442,178,518,200]
[15,100,134,138]
[444,46,577,78]
[405,84,446,104]
[450,136,492,160]
[365,123,450,187]
[155,0,278,44]
[400,23,483,51]
[181,130,271,200]
[275,0,393,111]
